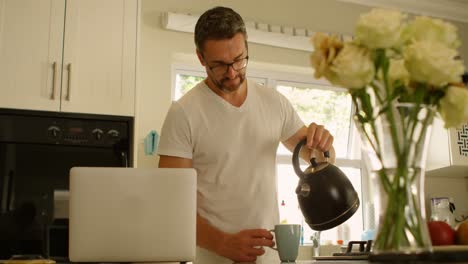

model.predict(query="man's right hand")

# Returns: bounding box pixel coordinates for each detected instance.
[216,229,275,263]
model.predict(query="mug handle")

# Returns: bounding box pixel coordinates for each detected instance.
[268,229,278,251]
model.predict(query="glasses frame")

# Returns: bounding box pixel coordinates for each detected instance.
[207,56,249,75]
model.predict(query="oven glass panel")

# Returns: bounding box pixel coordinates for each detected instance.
[0,110,132,260]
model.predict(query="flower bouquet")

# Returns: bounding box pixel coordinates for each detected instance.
[310,9,467,254]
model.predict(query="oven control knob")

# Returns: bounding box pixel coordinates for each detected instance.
[92,128,104,140]
[107,129,120,139]
[47,126,61,138]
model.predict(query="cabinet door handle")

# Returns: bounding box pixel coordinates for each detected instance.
[66,63,72,101]
[50,62,58,100]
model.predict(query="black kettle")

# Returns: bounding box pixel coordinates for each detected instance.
[292,138,360,231]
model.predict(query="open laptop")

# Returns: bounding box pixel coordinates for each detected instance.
[68,167,197,262]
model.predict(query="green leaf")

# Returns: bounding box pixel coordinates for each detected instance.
[391,81,406,101]
[374,49,386,72]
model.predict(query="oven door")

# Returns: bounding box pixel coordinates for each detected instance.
[0,142,128,259]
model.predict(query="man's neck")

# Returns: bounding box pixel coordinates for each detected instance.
[205,79,247,107]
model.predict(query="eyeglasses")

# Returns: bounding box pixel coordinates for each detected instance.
[207,56,249,75]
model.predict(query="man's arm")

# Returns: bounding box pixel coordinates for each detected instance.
[158,155,192,168]
[159,155,227,255]
[158,155,273,262]
[159,156,223,252]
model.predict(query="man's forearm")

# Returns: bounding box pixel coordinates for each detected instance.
[196,213,275,262]
[196,213,227,254]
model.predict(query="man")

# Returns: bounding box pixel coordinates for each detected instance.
[157,6,335,263]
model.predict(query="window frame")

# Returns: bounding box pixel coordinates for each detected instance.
[171,62,206,101]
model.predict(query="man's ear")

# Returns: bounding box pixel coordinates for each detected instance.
[196,49,206,66]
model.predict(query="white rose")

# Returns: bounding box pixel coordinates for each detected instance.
[310,33,344,80]
[388,59,410,86]
[355,9,406,49]
[404,41,465,87]
[439,86,468,128]
[376,59,410,90]
[329,43,375,89]
[404,16,460,49]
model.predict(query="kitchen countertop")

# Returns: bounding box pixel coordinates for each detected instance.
[270,261,367,263]
[247,249,468,263]
[2,259,464,264]
[3,246,468,264]
[232,259,465,263]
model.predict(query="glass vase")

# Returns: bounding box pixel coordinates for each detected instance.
[353,98,435,255]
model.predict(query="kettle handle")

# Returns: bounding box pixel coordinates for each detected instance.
[292,138,330,179]
[292,138,307,179]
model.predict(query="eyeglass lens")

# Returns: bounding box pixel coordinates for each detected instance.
[211,57,248,75]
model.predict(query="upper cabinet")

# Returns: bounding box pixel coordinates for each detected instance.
[0,0,64,112]
[61,0,137,116]
[426,117,468,178]
[0,0,137,116]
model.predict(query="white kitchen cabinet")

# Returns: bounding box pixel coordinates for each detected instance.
[0,0,64,112]
[426,117,468,178]
[0,0,137,116]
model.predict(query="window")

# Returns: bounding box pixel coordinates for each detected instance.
[174,69,206,100]
[173,63,364,245]
[274,81,363,246]
[275,82,352,157]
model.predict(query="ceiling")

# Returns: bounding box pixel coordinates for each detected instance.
[337,0,468,23]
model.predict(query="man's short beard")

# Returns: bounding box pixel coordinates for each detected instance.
[210,72,246,93]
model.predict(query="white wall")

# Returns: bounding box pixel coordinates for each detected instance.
[425,176,468,222]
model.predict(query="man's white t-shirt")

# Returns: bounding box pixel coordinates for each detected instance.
[157,79,304,263]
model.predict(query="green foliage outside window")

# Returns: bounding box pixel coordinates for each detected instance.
[178,74,205,96]
[277,84,352,157]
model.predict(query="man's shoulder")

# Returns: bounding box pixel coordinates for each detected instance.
[248,79,283,101]
[177,81,207,105]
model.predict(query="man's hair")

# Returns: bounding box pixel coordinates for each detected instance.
[194,6,247,54]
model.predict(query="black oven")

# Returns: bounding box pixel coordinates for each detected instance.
[0,108,133,260]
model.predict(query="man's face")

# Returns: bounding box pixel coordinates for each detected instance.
[198,33,248,93]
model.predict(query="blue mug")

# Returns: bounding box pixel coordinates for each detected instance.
[270,224,301,262]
